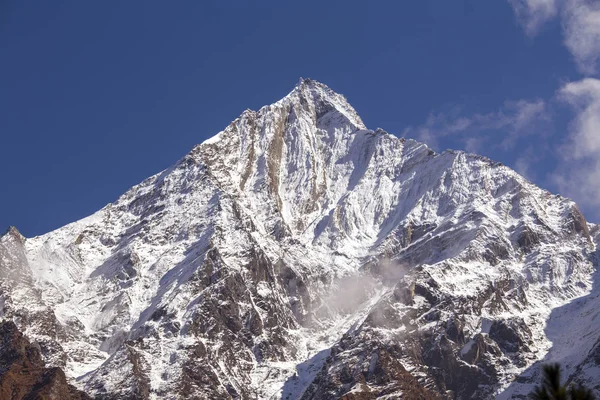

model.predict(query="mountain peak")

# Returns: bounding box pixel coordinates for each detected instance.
[198,79,366,149]
[4,81,599,400]
[293,77,330,91]
[1,226,25,243]
[275,78,366,130]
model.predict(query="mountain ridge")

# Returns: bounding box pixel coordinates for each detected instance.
[0,79,598,399]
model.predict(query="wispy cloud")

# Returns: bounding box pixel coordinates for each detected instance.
[551,78,600,218]
[513,145,549,181]
[403,99,549,153]
[508,0,559,36]
[514,155,534,179]
[508,0,600,219]
[500,99,550,148]
[403,111,473,151]
[562,1,600,76]
[508,0,600,75]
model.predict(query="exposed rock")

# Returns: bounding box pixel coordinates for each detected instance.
[0,321,90,400]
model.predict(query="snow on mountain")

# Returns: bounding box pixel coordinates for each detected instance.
[0,78,598,399]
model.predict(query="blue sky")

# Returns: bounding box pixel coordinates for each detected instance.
[2,1,599,236]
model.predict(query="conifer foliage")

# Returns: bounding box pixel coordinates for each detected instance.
[530,364,595,400]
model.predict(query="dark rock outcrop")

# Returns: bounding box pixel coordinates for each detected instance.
[0,320,90,400]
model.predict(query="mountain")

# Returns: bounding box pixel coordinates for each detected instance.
[0,320,90,400]
[0,79,598,399]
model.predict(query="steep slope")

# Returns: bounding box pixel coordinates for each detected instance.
[0,320,90,400]
[0,79,597,399]
[499,225,600,398]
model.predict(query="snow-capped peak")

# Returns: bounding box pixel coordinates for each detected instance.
[0,81,598,400]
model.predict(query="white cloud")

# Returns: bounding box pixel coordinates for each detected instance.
[508,0,600,218]
[464,136,486,153]
[402,111,472,151]
[509,0,559,36]
[404,99,548,152]
[509,0,600,75]
[552,78,600,217]
[562,1,600,75]
[558,78,600,158]
[513,145,550,181]
[500,99,549,148]
[514,155,534,179]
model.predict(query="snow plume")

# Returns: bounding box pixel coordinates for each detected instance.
[320,260,408,315]
[373,258,410,284]
[552,78,600,220]
[323,274,379,315]
[509,0,600,75]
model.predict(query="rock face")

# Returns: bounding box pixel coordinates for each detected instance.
[0,79,598,399]
[0,320,90,400]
